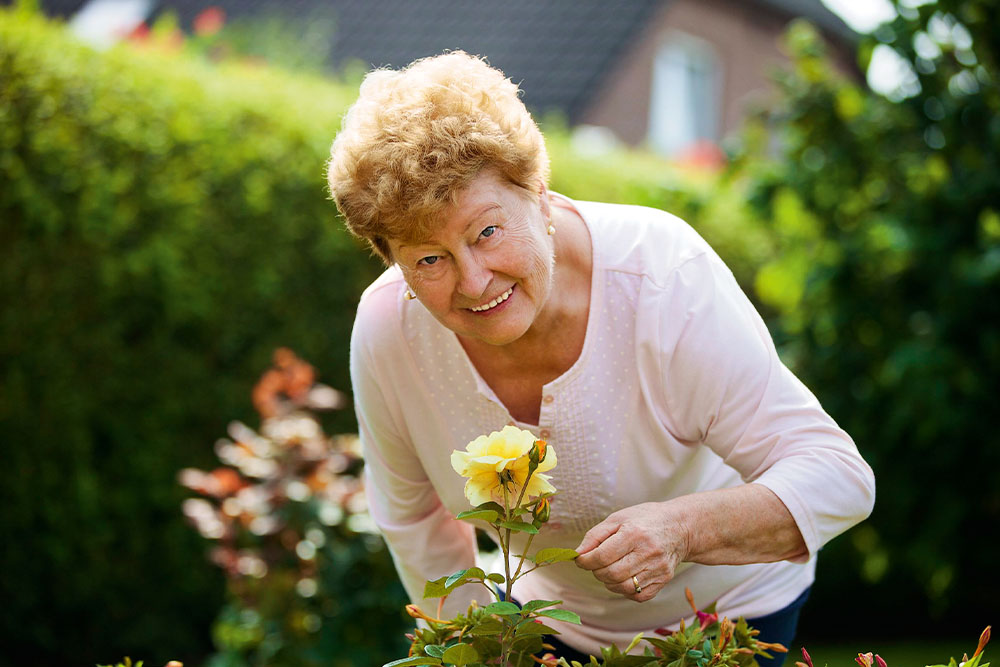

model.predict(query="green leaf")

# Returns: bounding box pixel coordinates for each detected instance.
[423,577,450,598]
[424,644,447,658]
[499,520,538,534]
[483,601,522,615]
[599,656,654,666]
[424,567,486,598]
[441,643,479,666]
[538,609,582,624]
[445,567,485,588]
[474,501,505,515]
[520,599,562,613]
[486,573,506,584]
[532,548,579,564]
[515,620,561,636]
[455,509,499,523]
[383,657,443,667]
[510,634,546,653]
[473,617,504,636]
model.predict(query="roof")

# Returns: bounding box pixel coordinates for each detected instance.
[155,0,665,122]
[25,0,857,121]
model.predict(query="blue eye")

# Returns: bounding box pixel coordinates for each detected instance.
[418,256,439,266]
[480,225,497,239]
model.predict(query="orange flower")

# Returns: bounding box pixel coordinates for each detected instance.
[974,626,991,659]
[532,497,551,523]
[405,604,447,625]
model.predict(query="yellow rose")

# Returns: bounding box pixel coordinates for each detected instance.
[450,425,557,507]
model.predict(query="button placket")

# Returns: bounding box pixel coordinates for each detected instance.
[538,393,555,441]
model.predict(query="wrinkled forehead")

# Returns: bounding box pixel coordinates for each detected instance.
[389,171,537,247]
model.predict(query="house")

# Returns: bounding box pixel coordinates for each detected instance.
[21,0,858,157]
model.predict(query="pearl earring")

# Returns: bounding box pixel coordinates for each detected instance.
[547,219,556,236]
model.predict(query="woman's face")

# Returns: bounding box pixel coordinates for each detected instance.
[389,171,554,347]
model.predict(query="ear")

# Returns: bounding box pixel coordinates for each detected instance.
[538,182,551,220]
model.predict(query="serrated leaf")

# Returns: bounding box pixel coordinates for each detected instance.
[441,643,479,666]
[538,609,582,623]
[473,617,504,636]
[515,620,561,636]
[510,634,545,653]
[423,577,450,598]
[532,548,578,564]
[520,599,562,613]
[474,501,505,514]
[444,569,469,589]
[383,656,443,666]
[455,509,499,523]
[483,601,522,615]
[445,567,485,588]
[423,644,447,658]
[499,520,538,534]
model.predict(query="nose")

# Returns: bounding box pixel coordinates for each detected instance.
[455,251,492,300]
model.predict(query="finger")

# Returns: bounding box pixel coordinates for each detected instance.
[590,550,646,584]
[574,517,624,556]
[575,529,634,571]
[604,574,663,602]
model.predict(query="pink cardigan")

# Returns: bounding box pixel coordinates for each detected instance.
[350,196,875,655]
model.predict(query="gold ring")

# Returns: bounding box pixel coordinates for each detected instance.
[631,575,642,594]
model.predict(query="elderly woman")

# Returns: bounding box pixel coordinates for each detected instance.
[327,52,874,664]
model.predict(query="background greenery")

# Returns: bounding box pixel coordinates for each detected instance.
[0,8,386,665]
[0,0,996,663]
[736,4,998,639]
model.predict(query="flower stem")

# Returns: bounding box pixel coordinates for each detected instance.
[501,484,514,603]
[512,531,536,584]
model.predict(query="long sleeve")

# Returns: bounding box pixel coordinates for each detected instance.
[350,287,484,615]
[648,250,876,558]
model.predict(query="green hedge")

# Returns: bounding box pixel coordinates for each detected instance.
[0,9,394,664]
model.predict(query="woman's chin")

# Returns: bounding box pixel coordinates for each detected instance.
[456,309,535,347]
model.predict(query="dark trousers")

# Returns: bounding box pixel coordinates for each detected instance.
[525,587,811,667]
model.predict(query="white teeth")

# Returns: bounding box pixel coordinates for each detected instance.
[470,287,513,312]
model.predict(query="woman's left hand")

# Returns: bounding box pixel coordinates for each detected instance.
[574,486,809,602]
[573,501,690,603]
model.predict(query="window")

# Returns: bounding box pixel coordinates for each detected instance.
[70,0,154,48]
[648,32,721,156]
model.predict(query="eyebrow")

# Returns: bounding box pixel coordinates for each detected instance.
[396,204,502,250]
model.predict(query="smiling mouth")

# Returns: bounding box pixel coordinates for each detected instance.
[469,286,514,312]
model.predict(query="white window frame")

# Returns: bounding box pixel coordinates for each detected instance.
[648,31,722,156]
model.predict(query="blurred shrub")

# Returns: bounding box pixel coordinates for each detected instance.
[737,6,999,634]
[544,118,776,293]
[180,349,407,667]
[0,7,388,664]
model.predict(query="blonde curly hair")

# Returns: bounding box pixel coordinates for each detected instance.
[327,51,550,264]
